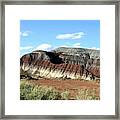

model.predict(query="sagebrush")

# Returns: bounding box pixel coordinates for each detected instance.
[20,80,69,100]
[20,80,99,100]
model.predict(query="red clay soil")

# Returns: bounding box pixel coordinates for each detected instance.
[28,79,100,100]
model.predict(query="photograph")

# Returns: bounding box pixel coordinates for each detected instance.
[20,20,100,100]
[2,0,118,118]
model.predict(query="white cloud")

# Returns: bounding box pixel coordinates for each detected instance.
[20,46,33,50]
[59,43,81,48]
[59,45,69,47]
[79,46,100,50]
[56,32,85,40]
[58,43,99,50]
[20,31,31,37]
[34,43,52,51]
[73,43,81,48]
[87,47,100,50]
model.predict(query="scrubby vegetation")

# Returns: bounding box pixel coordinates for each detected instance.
[76,88,99,100]
[20,80,99,100]
[20,80,70,100]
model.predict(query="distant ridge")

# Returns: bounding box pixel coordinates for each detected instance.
[53,47,100,59]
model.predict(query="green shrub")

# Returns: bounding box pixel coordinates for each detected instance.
[76,88,99,100]
[20,81,99,100]
[20,81,66,100]
[61,91,70,100]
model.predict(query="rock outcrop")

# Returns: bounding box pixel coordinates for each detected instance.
[20,47,100,80]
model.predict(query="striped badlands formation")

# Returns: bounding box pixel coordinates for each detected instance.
[20,47,100,80]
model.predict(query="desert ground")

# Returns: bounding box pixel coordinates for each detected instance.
[20,79,100,100]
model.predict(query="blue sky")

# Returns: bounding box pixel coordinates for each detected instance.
[20,20,100,56]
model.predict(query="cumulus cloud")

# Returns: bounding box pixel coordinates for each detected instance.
[73,43,81,48]
[89,47,100,50]
[80,46,100,50]
[20,31,31,37]
[59,43,81,48]
[20,46,33,50]
[56,32,85,40]
[34,43,52,51]
[59,45,69,47]
[58,43,99,50]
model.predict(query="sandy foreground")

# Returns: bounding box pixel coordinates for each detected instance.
[25,79,100,100]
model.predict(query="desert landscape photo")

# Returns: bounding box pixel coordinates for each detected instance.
[20,20,100,100]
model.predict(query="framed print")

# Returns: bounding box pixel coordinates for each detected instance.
[0,0,120,119]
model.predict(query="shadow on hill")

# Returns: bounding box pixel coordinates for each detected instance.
[46,52,64,64]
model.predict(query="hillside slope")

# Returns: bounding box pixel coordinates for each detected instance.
[20,47,100,80]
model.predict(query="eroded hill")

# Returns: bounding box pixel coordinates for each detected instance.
[20,47,100,80]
